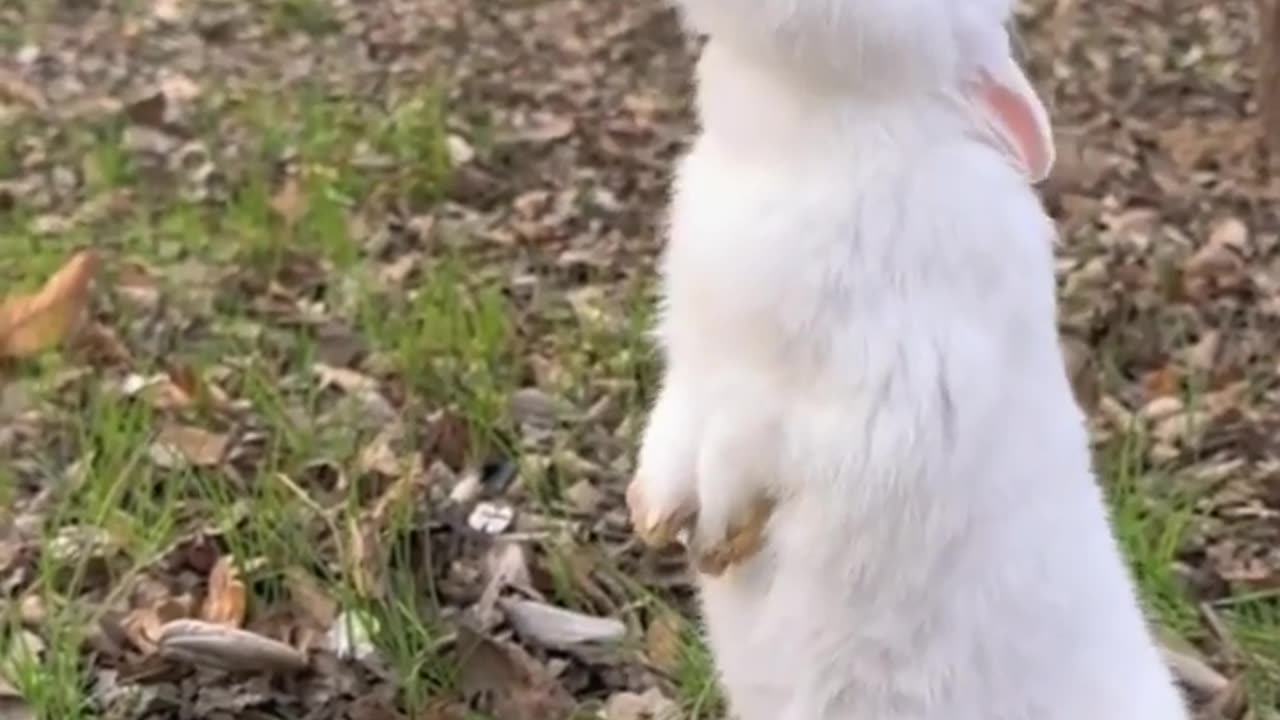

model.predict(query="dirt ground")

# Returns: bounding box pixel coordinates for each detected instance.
[1,0,1279,718]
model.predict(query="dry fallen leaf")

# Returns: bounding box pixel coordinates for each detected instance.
[0,250,99,359]
[356,428,402,478]
[0,68,47,111]
[122,372,195,411]
[150,424,230,468]
[200,555,247,628]
[499,598,626,650]
[603,688,681,720]
[285,567,338,630]
[644,610,687,677]
[313,363,379,394]
[0,675,33,720]
[454,623,576,720]
[270,175,306,227]
[157,619,307,672]
[120,594,195,656]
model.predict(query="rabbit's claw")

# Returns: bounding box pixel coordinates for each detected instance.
[626,474,698,549]
[693,493,777,577]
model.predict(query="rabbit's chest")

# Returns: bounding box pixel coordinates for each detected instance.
[662,141,880,361]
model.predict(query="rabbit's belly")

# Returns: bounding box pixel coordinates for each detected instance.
[693,462,1190,720]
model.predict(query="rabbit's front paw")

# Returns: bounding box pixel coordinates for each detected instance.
[689,411,781,577]
[626,473,698,548]
[693,492,777,577]
[628,382,702,548]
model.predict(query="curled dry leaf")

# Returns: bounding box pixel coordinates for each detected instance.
[200,555,247,628]
[157,619,307,673]
[121,597,195,655]
[0,250,99,359]
[499,598,626,650]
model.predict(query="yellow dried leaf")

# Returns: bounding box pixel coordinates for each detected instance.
[201,555,247,628]
[0,251,99,359]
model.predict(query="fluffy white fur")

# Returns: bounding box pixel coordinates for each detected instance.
[629,2,1192,719]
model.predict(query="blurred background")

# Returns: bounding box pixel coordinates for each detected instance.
[0,0,1277,718]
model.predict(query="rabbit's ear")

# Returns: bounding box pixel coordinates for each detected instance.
[969,55,1054,183]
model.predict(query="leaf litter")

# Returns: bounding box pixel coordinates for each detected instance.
[2,0,1280,717]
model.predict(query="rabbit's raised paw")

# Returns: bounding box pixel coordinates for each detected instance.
[626,474,698,549]
[693,494,776,577]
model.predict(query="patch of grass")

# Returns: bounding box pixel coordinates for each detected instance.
[1223,594,1280,717]
[672,623,725,720]
[361,252,519,455]
[1100,429,1202,640]
[3,617,93,720]
[269,0,342,36]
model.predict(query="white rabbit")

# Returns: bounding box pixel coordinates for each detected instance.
[626,1,1192,719]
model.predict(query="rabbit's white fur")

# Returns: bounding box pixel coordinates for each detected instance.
[630,3,1191,719]
[675,0,1015,91]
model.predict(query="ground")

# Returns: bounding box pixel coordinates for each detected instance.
[0,0,1277,718]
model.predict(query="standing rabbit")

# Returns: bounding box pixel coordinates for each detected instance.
[626,1,1192,718]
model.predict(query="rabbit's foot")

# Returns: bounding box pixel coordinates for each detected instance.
[693,492,777,577]
[626,473,698,548]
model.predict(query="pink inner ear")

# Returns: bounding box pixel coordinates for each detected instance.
[978,75,1051,182]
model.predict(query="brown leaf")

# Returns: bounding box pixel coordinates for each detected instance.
[313,363,378,394]
[1141,365,1181,401]
[454,623,575,720]
[285,567,337,630]
[357,429,402,478]
[200,555,247,628]
[121,597,192,655]
[151,424,230,468]
[157,619,307,672]
[123,373,195,411]
[0,68,46,112]
[644,610,687,677]
[270,175,306,227]
[603,689,681,720]
[0,251,99,359]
